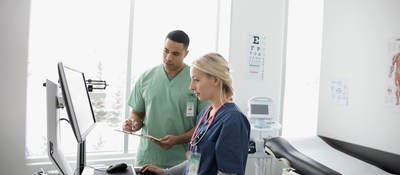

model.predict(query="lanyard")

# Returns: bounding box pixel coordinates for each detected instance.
[190,102,227,151]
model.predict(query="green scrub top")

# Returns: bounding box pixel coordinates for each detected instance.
[128,65,208,168]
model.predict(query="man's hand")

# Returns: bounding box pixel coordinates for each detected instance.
[123,119,143,132]
[152,128,194,150]
[123,110,145,132]
[153,135,179,150]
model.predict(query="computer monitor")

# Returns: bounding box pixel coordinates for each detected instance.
[47,63,97,175]
[58,62,96,143]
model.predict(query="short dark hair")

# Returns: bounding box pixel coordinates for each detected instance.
[166,30,190,50]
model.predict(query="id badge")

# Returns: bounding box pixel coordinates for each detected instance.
[186,151,201,175]
[186,101,195,117]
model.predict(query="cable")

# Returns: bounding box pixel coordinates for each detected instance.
[59,118,69,123]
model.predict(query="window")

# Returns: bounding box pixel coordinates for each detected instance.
[130,0,227,76]
[282,0,323,138]
[26,0,131,159]
[26,0,231,168]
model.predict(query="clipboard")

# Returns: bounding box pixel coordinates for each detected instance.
[114,129,161,142]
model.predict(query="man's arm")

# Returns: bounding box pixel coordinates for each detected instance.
[155,128,195,150]
[174,127,195,144]
[156,99,208,150]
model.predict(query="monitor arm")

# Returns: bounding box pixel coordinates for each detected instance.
[46,79,74,175]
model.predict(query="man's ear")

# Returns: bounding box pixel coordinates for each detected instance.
[183,50,189,58]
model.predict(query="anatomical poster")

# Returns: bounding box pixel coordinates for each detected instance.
[385,38,400,107]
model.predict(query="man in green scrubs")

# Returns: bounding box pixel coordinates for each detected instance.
[123,30,208,168]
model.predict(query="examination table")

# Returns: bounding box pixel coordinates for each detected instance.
[264,136,393,175]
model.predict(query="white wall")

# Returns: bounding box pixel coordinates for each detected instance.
[318,0,400,155]
[229,0,288,120]
[228,1,288,174]
[0,0,30,174]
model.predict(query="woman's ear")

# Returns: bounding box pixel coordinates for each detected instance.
[212,76,221,87]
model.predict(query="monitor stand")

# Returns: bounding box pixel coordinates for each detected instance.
[77,141,86,175]
[46,79,132,175]
[46,79,86,175]
[46,79,74,175]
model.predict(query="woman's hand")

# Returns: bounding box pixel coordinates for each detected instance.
[141,164,165,175]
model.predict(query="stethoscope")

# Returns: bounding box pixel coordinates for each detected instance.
[189,101,228,151]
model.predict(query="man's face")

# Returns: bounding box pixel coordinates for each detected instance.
[162,39,188,73]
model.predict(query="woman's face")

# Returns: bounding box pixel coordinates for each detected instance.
[190,67,219,101]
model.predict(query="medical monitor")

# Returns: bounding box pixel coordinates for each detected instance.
[58,62,96,143]
[248,97,273,120]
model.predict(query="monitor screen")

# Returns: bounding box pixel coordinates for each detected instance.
[251,104,269,115]
[58,62,96,143]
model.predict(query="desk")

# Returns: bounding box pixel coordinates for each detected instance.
[81,166,135,175]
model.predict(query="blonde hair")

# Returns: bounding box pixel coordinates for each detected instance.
[191,53,233,103]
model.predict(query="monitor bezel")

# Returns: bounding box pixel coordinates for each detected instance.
[58,62,96,143]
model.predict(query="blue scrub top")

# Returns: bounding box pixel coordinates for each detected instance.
[190,102,250,175]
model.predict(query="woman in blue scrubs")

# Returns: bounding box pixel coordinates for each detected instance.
[141,53,250,175]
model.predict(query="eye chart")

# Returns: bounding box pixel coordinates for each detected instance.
[247,34,266,80]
